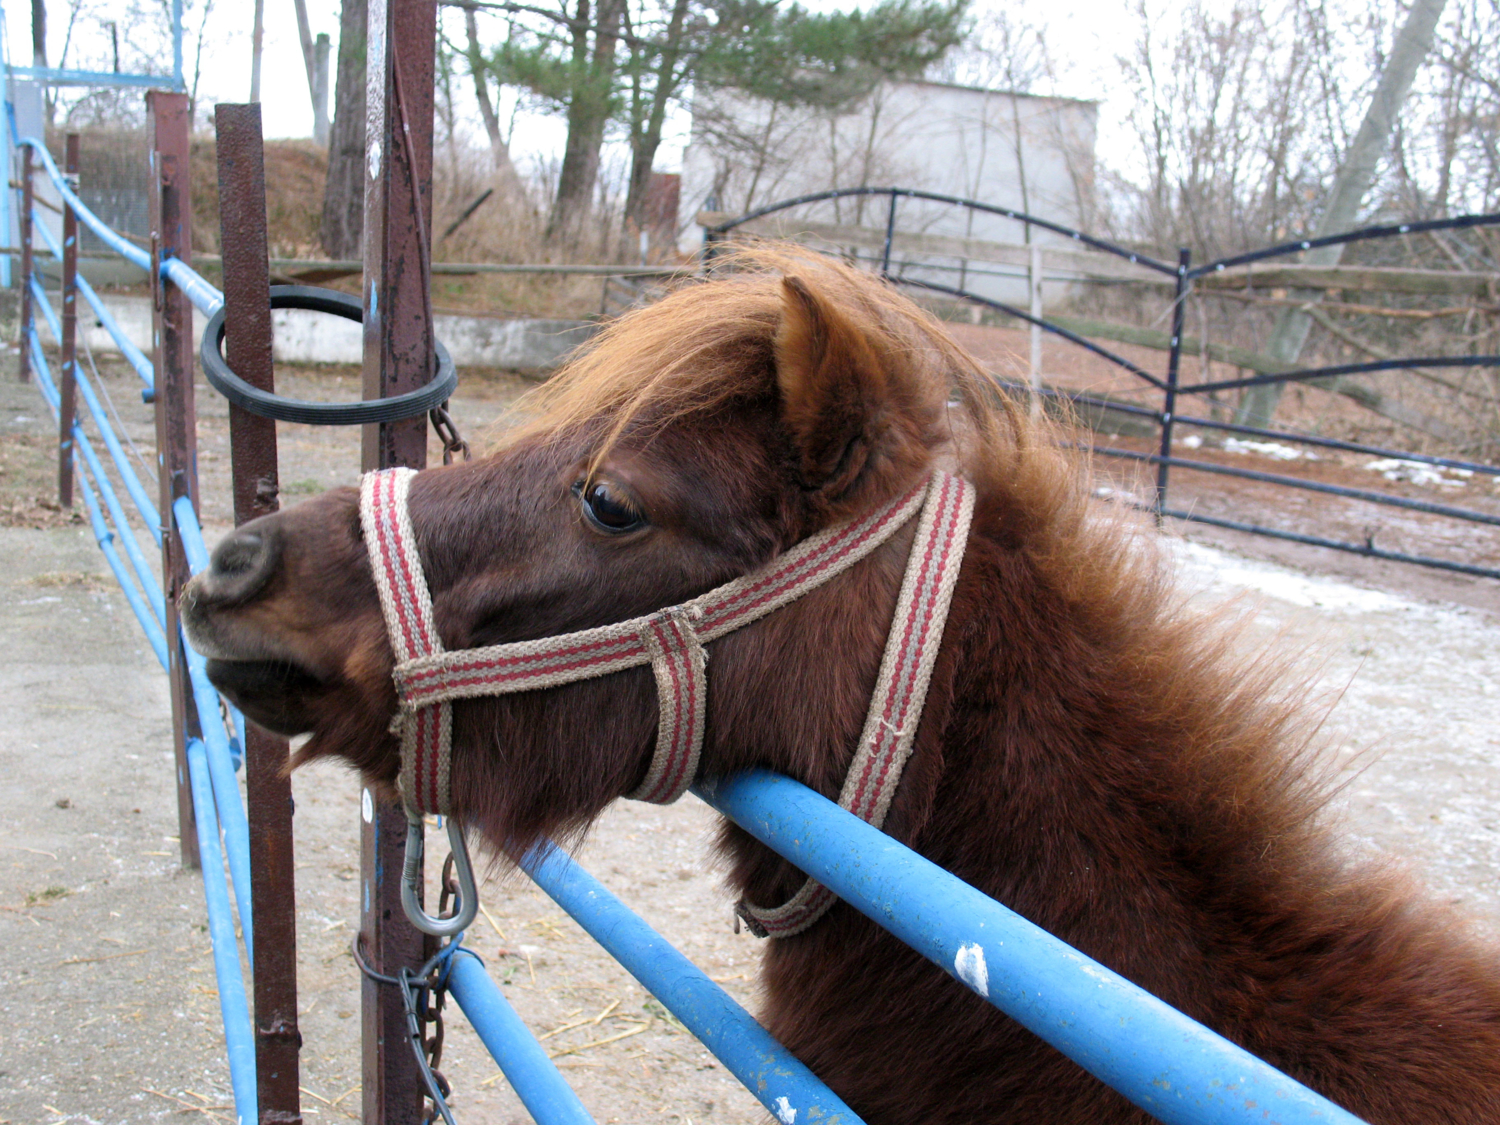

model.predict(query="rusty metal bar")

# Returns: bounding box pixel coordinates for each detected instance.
[214,102,304,1125]
[57,133,79,507]
[18,147,34,381]
[360,2,439,1122]
[148,88,202,871]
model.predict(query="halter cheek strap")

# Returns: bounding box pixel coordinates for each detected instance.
[736,470,973,937]
[360,467,974,938]
[362,466,454,816]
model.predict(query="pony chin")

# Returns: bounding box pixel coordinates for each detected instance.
[205,657,324,736]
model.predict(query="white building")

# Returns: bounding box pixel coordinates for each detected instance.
[680,79,1102,307]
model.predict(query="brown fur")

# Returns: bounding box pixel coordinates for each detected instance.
[181,249,1500,1124]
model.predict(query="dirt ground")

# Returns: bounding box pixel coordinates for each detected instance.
[2,342,1499,1125]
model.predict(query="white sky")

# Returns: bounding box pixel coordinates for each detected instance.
[2,0,1151,173]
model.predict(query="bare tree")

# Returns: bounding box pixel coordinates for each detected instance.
[1237,0,1448,427]
[321,0,367,259]
[459,9,527,197]
[547,0,626,247]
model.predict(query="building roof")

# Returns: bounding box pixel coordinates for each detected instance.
[900,76,1099,108]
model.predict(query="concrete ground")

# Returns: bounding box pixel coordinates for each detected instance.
[3,354,1500,1124]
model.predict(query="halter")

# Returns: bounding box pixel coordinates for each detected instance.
[360,467,974,938]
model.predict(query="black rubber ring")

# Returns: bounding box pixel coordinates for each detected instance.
[200,284,458,425]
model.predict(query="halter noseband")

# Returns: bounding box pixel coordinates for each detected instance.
[360,467,973,938]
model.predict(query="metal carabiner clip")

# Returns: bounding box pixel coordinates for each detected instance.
[401,815,479,937]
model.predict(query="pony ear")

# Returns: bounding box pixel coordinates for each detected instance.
[773,275,899,501]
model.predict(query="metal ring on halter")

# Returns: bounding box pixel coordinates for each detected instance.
[400,816,479,937]
[199,285,458,425]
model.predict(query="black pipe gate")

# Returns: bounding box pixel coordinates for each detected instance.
[705,190,1500,581]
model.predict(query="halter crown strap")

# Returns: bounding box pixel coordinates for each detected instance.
[736,471,974,937]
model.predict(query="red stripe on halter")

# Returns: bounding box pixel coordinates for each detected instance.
[700,478,926,634]
[402,643,651,705]
[846,476,960,819]
[375,472,435,661]
[640,616,688,803]
[645,613,703,804]
[401,633,646,689]
[421,705,441,812]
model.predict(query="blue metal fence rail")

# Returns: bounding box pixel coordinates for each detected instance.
[520,843,864,1124]
[19,260,258,1122]
[15,133,1379,1125]
[696,772,1367,1125]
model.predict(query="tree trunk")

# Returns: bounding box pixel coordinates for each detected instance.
[547,0,624,249]
[619,0,691,257]
[292,0,322,130]
[464,10,527,198]
[250,0,265,102]
[30,0,45,66]
[1236,0,1448,428]
[321,0,368,259]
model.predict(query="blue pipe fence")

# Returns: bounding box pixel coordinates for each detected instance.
[13,130,1381,1125]
[17,204,259,1120]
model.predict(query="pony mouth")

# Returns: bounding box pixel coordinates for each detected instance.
[205,657,327,736]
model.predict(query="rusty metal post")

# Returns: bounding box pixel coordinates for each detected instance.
[58,133,80,507]
[359,2,439,1122]
[214,102,303,1125]
[18,146,34,381]
[149,89,202,871]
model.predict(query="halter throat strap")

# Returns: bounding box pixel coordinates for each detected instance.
[360,468,974,936]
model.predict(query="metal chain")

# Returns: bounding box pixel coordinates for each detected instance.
[429,404,471,465]
[351,851,473,1125]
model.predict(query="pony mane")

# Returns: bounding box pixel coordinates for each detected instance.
[499,248,1013,467]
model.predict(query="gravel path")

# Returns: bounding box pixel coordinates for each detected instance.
[2,355,1498,1124]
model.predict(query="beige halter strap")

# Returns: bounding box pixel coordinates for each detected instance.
[736,470,973,936]
[360,468,973,936]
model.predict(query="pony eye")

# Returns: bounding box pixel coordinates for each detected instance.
[576,479,645,533]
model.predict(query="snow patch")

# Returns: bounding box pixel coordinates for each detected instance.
[1223,438,1317,461]
[955,943,990,997]
[1172,541,1411,615]
[774,1096,797,1124]
[1364,458,1472,489]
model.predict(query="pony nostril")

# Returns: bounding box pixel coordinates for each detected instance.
[203,526,281,605]
[214,532,265,576]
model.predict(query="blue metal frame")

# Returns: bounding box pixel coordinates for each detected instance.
[447,953,600,1125]
[521,843,864,1124]
[3,0,184,91]
[6,66,183,89]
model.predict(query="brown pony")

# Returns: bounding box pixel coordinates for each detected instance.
[181,251,1500,1124]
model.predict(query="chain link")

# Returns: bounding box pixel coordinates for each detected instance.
[429,404,471,466]
[351,850,472,1125]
